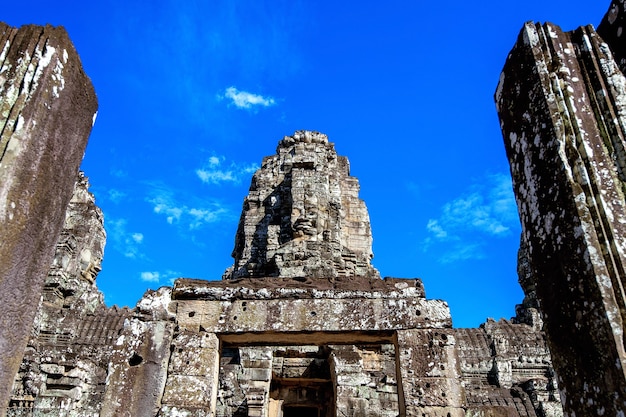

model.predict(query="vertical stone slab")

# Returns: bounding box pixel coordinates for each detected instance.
[0,23,97,414]
[159,331,220,416]
[240,347,273,417]
[101,289,175,417]
[395,330,464,417]
[496,21,626,415]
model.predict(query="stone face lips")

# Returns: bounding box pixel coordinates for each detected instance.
[225,130,380,280]
[496,21,626,416]
[0,23,98,414]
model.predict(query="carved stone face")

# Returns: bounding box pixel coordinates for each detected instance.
[226,131,378,280]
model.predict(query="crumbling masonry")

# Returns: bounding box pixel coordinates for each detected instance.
[3,1,626,416]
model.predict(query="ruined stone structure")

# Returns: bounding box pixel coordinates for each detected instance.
[6,131,562,417]
[0,23,97,413]
[10,2,626,415]
[496,1,626,415]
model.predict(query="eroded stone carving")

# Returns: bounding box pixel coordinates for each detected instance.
[6,130,564,417]
[225,131,379,280]
[9,172,130,416]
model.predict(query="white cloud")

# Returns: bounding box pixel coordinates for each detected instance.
[221,86,276,109]
[152,197,184,224]
[140,271,160,282]
[196,168,236,184]
[196,155,258,185]
[106,218,144,259]
[140,269,181,285]
[438,243,485,264]
[208,156,221,167]
[147,185,231,229]
[426,219,447,239]
[108,189,127,203]
[424,173,519,263]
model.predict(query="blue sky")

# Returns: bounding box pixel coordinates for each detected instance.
[4,1,609,328]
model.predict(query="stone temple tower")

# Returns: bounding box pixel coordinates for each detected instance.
[225,130,379,280]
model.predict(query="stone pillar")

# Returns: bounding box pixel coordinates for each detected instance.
[330,344,399,417]
[240,347,273,417]
[0,23,97,414]
[395,330,464,417]
[159,331,221,416]
[496,21,626,415]
[101,288,175,417]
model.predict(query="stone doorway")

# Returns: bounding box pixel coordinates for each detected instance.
[216,341,401,417]
[268,346,334,417]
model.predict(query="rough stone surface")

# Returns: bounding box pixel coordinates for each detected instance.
[224,131,380,280]
[496,14,626,417]
[0,22,98,414]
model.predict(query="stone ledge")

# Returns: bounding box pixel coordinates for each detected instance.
[172,276,425,300]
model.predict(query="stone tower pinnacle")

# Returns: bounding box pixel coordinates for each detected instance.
[224,131,380,280]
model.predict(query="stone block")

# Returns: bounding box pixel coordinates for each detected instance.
[406,406,465,417]
[161,375,215,408]
[245,367,272,382]
[402,377,463,408]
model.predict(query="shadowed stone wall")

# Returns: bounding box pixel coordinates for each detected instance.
[0,23,97,414]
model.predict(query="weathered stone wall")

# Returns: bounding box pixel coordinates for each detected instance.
[0,23,97,414]
[496,15,626,417]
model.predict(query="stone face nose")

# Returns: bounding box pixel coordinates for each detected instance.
[224,130,380,280]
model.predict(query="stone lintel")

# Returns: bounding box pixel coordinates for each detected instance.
[219,330,396,346]
[175,296,450,334]
[173,276,426,300]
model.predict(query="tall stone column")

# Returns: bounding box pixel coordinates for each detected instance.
[496,20,626,415]
[0,23,97,414]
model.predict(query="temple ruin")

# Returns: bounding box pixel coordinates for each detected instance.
[2,1,626,416]
[5,131,561,417]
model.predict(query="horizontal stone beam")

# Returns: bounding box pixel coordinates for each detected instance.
[173,276,426,300]
[175,296,451,333]
[219,330,396,346]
